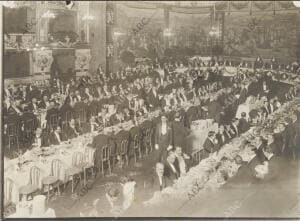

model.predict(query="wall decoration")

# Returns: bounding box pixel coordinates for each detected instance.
[32,49,53,73]
[223,12,300,62]
[231,1,250,11]
[253,1,273,11]
[75,49,91,70]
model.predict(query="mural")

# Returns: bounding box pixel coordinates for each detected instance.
[223,12,300,61]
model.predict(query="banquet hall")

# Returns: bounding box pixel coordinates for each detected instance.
[2,1,300,219]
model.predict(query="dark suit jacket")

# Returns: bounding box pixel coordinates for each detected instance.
[238,118,250,134]
[203,138,216,154]
[150,171,167,192]
[64,125,80,140]
[171,121,189,150]
[216,132,230,149]
[164,162,179,187]
[48,132,67,145]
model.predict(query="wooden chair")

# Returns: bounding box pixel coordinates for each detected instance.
[24,118,37,141]
[82,148,95,187]
[144,128,152,155]
[7,122,19,152]
[48,114,59,132]
[133,134,141,163]
[100,145,111,176]
[41,159,62,201]
[65,152,84,193]
[120,139,129,168]
[4,178,14,207]
[19,166,41,201]
[192,150,201,164]
[62,111,73,131]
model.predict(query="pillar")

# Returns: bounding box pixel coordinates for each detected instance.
[164,7,170,49]
[89,1,106,74]
[106,1,115,75]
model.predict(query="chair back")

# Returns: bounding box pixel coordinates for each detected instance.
[66,111,73,122]
[72,151,84,167]
[120,139,128,155]
[7,123,18,137]
[192,150,201,163]
[4,178,13,205]
[49,114,59,130]
[29,166,41,187]
[84,148,95,165]
[145,128,151,144]
[51,159,63,179]
[133,134,140,149]
[101,145,110,161]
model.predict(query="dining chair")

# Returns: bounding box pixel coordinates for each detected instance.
[120,139,129,168]
[100,145,111,176]
[133,134,141,163]
[41,159,63,201]
[7,122,20,152]
[82,148,95,187]
[19,166,41,201]
[4,178,14,207]
[144,128,152,156]
[65,152,84,193]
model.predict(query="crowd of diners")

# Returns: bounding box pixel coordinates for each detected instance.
[3,57,300,191]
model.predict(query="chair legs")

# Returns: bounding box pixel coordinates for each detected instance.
[101,160,111,176]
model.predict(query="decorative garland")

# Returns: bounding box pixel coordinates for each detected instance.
[253,1,273,11]
[277,1,294,10]
[231,1,250,11]
[215,2,228,11]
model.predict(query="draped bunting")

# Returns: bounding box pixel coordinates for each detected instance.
[231,1,250,11]
[277,1,295,10]
[253,1,273,11]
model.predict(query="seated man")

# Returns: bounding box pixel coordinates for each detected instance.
[150,162,166,191]
[202,131,218,159]
[32,127,49,148]
[49,126,67,146]
[238,112,250,134]
[163,151,179,187]
[174,146,190,176]
[64,119,81,140]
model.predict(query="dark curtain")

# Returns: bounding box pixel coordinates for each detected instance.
[4,51,30,78]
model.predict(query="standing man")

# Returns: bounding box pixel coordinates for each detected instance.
[154,115,173,162]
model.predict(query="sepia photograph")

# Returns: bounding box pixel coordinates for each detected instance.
[1,1,300,219]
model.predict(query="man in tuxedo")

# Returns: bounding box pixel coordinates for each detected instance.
[64,119,81,140]
[147,85,160,110]
[38,95,50,109]
[32,127,49,148]
[230,118,240,137]
[216,125,230,149]
[28,97,39,114]
[261,146,282,182]
[238,83,248,104]
[171,112,190,152]
[150,162,166,191]
[238,112,250,134]
[203,131,218,158]
[49,126,66,146]
[164,151,179,187]
[262,100,273,117]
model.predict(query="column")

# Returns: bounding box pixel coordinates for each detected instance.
[106,1,115,75]
[89,1,106,73]
[164,7,170,49]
